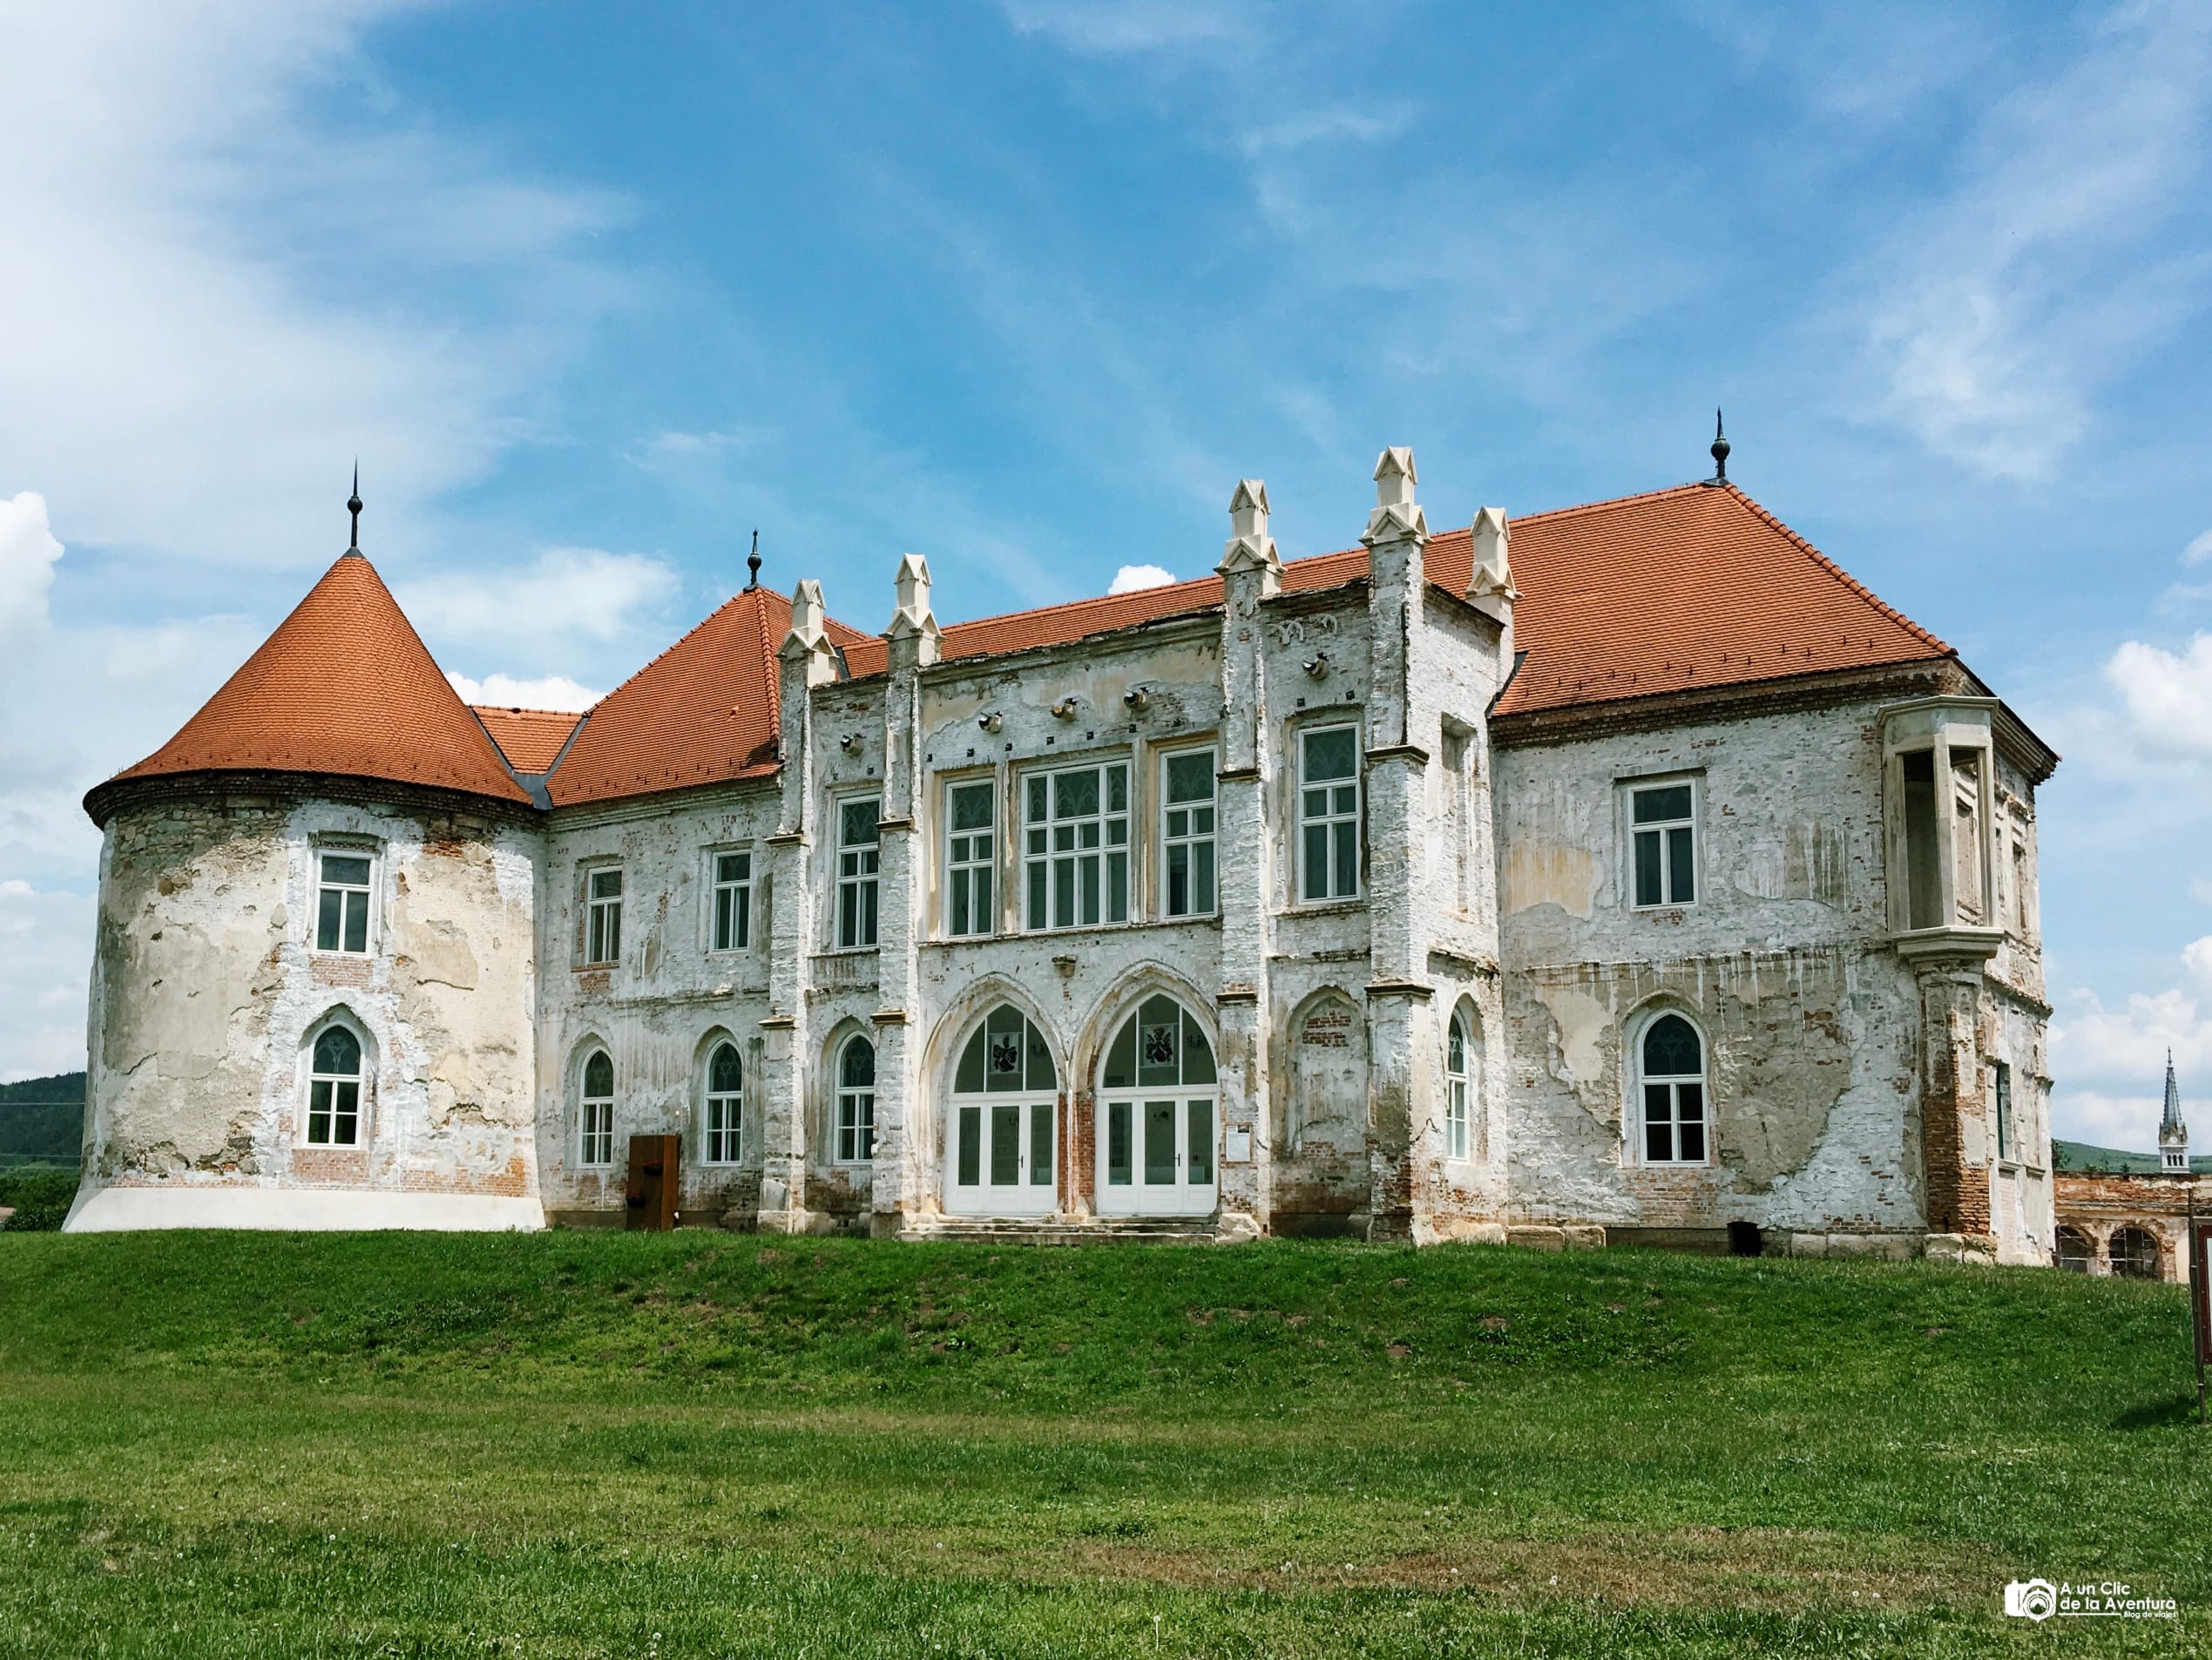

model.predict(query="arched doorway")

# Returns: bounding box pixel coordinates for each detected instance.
[945,1005,1059,1216]
[1097,993,1217,1217]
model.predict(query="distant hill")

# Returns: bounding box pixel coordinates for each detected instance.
[0,1071,85,1169]
[2053,1136,2210,1176]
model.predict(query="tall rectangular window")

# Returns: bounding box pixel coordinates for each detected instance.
[1631,783,1696,908]
[1901,751,1940,929]
[836,797,881,948]
[1952,750,1985,925]
[585,868,623,966]
[315,853,372,954]
[945,780,996,937]
[1160,749,1216,918]
[1994,1059,2013,1162]
[712,851,751,952]
[1299,726,1360,902]
[1023,762,1129,931]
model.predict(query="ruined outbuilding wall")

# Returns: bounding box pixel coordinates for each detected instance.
[73,788,542,1230]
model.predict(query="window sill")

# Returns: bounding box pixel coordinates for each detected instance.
[1287,898,1366,917]
[1629,905,1698,917]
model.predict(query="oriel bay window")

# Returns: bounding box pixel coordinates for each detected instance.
[1299,726,1360,902]
[945,779,996,937]
[1630,781,1696,908]
[1160,749,1217,918]
[1882,700,2001,942]
[315,851,373,953]
[836,797,881,949]
[1025,761,1129,931]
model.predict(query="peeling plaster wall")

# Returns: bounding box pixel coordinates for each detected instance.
[1495,699,1940,1240]
[77,791,541,1229]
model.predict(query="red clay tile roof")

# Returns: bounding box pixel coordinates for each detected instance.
[110,551,530,805]
[844,482,1946,719]
[1480,483,1948,718]
[545,586,876,808]
[472,707,584,775]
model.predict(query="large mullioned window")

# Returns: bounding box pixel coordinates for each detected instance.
[837,799,881,949]
[1299,726,1360,902]
[1160,749,1217,918]
[1631,782,1697,908]
[1025,762,1129,931]
[945,780,996,937]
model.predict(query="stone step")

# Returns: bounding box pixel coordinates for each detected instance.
[905,1217,1217,1246]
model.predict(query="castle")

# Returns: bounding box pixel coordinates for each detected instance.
[66,442,2060,1262]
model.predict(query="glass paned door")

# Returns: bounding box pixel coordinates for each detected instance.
[1096,993,1219,1217]
[946,1005,1059,1216]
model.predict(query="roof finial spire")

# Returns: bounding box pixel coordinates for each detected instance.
[1707,409,1730,486]
[347,462,363,552]
[746,528,761,591]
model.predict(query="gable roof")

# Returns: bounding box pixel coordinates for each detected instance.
[544,586,876,808]
[107,551,530,806]
[472,707,584,775]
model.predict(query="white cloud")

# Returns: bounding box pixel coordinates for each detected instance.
[1107,563,1177,594]
[445,672,601,713]
[2104,633,2212,755]
[398,547,678,646]
[1237,107,1417,159]
[2185,527,2212,565]
[998,0,1253,55]
[0,492,64,641]
[0,879,92,1082]
[2050,933,2212,1145]
[1848,0,2212,481]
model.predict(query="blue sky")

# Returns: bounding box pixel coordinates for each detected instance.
[2,0,2209,1148]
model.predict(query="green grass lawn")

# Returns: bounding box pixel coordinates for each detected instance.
[0,1231,2203,1658]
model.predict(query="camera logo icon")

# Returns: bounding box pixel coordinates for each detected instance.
[2005,1579,2058,1621]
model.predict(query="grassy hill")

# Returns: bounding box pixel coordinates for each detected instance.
[0,1069,84,1169]
[0,1232,2202,1657]
[2053,1135,2212,1174]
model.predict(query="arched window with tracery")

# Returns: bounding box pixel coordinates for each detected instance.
[1444,1010,1472,1161]
[704,1040,743,1165]
[579,1049,615,1169]
[836,1035,876,1164]
[946,1005,1058,1216]
[306,1025,363,1147]
[1638,1013,1708,1164]
[1097,993,1218,1216]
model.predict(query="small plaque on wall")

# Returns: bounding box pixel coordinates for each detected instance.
[1225,1127,1253,1164]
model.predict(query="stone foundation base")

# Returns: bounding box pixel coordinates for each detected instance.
[65,1184,545,1233]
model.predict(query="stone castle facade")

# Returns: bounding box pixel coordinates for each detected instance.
[68,450,2060,1262]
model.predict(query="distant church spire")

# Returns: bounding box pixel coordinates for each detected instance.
[347,463,363,553]
[1705,410,1730,486]
[2161,1050,2189,1174]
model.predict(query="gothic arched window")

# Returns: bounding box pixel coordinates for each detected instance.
[1638,1013,1708,1164]
[306,1025,363,1147]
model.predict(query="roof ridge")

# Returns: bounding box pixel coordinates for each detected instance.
[1717,484,1952,655]
[470,703,590,719]
[1505,479,1714,527]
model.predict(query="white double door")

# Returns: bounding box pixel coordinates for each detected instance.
[946,1093,1057,1216]
[1095,1093,1216,1216]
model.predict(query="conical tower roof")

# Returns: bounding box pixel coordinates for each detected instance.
[2163,1051,2186,1137]
[96,550,529,813]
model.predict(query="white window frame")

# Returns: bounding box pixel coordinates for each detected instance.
[944,777,998,938]
[835,1034,876,1164]
[1022,758,1131,932]
[578,1048,615,1169]
[1634,1010,1710,1166]
[1627,776,1699,910]
[1992,1058,2013,1164]
[1160,746,1218,919]
[583,866,624,966]
[312,845,376,956]
[835,796,882,950]
[710,850,752,954]
[703,1040,743,1165]
[303,1020,367,1148]
[1444,1011,1471,1162]
[1297,724,1362,903]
